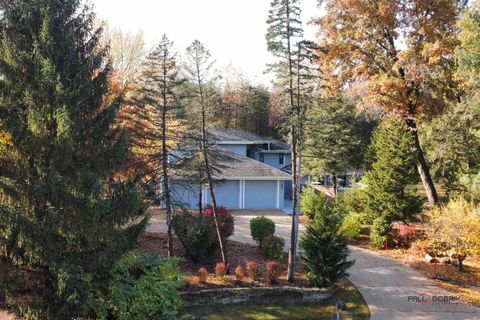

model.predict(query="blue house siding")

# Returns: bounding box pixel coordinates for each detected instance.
[262,153,292,169]
[171,179,286,210]
[244,180,277,209]
[217,144,247,156]
[170,182,200,209]
[206,180,240,209]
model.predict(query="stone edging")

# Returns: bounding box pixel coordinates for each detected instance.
[180,286,336,307]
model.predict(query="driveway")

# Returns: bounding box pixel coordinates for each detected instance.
[348,245,480,320]
[147,211,480,319]
[147,209,305,250]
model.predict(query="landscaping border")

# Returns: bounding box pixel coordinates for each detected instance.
[180,286,336,307]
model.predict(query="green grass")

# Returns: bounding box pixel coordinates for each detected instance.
[182,278,370,320]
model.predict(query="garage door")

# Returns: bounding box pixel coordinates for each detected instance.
[244,180,277,209]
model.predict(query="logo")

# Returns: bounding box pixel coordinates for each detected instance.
[408,292,460,304]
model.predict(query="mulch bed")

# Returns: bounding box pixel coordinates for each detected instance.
[136,232,310,291]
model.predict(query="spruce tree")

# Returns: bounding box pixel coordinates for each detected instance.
[300,202,353,287]
[362,118,422,223]
[134,34,185,257]
[266,0,304,283]
[0,1,145,318]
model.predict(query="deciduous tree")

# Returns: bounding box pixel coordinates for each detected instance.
[315,0,463,206]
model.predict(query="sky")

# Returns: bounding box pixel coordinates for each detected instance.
[92,0,321,85]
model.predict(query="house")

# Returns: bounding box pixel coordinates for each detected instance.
[170,128,293,211]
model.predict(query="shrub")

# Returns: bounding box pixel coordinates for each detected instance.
[215,262,226,277]
[340,212,362,239]
[300,219,353,287]
[234,266,245,281]
[198,268,208,284]
[392,223,416,247]
[369,217,392,249]
[204,206,235,240]
[108,253,182,320]
[426,199,480,270]
[171,212,217,262]
[245,260,261,280]
[261,235,285,260]
[265,261,281,284]
[250,216,275,246]
[341,184,366,219]
[300,187,330,220]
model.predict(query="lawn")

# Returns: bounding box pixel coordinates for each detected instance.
[182,278,370,320]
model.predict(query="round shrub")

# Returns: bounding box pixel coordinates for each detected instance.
[261,235,285,260]
[171,213,217,262]
[250,216,275,246]
[266,261,281,284]
[198,268,208,284]
[340,212,362,239]
[215,262,226,277]
[245,260,261,280]
[204,206,235,240]
[234,266,245,281]
[108,253,182,320]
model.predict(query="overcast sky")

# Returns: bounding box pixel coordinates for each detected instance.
[92,0,321,85]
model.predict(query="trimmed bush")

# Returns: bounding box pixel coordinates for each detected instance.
[245,260,261,280]
[261,235,285,260]
[266,261,281,284]
[369,217,392,249]
[108,253,182,320]
[234,266,245,281]
[340,212,362,239]
[204,206,235,240]
[215,262,226,277]
[171,213,217,262]
[250,216,275,246]
[198,268,208,284]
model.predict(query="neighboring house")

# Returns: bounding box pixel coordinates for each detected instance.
[170,128,294,210]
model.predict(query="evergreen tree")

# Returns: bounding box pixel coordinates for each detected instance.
[362,118,422,223]
[300,201,353,287]
[304,96,376,196]
[0,1,145,318]
[266,0,305,283]
[134,34,185,257]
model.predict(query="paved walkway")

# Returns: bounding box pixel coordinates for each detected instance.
[348,246,480,320]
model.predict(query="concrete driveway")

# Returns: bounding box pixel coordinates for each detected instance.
[146,209,305,250]
[348,246,480,320]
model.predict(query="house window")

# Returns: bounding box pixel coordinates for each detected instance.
[279,153,284,165]
[260,153,265,163]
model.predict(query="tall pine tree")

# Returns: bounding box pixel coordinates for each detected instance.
[0,1,146,318]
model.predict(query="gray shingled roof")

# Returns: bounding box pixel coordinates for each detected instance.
[213,150,291,180]
[209,128,270,143]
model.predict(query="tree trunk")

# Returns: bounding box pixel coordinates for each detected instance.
[161,54,174,258]
[287,129,299,283]
[196,58,228,268]
[405,119,438,206]
[332,172,338,197]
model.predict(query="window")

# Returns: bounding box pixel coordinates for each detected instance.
[260,153,265,163]
[279,153,285,165]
